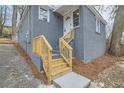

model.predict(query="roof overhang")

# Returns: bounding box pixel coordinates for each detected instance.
[54,5,79,16]
[39,5,51,10]
[54,5,107,25]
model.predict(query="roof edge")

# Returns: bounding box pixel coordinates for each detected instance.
[16,6,29,32]
[86,5,107,25]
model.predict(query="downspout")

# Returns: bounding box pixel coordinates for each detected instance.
[26,6,30,52]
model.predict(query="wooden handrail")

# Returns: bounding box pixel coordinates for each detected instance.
[59,38,72,67]
[59,28,75,67]
[63,29,74,38]
[41,35,53,51]
[62,29,75,43]
[32,35,53,84]
[60,38,72,50]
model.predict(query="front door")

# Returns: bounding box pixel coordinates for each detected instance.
[63,11,73,34]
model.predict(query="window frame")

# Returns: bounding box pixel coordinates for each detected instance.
[38,6,50,23]
[73,9,80,28]
[96,18,101,34]
[121,31,124,44]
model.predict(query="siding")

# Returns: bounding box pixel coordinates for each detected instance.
[18,6,63,71]
[18,8,30,53]
[30,6,63,70]
[18,5,106,70]
[32,6,63,50]
[72,6,84,60]
[72,6,106,62]
[82,6,106,62]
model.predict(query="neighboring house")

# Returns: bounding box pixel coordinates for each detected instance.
[17,5,106,71]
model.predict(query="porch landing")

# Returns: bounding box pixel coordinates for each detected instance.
[53,72,91,88]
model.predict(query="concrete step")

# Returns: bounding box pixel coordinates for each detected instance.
[53,72,91,88]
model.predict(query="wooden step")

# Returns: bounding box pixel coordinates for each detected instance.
[52,53,60,59]
[51,67,72,80]
[51,62,67,68]
[52,58,68,72]
[52,58,63,63]
[52,63,68,73]
[51,58,67,68]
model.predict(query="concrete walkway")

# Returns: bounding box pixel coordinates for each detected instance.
[53,72,91,88]
[0,44,41,88]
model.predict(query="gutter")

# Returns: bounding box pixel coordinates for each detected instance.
[86,5,107,25]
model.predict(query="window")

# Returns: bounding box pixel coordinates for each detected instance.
[121,31,124,44]
[96,19,101,33]
[73,9,79,27]
[39,6,49,22]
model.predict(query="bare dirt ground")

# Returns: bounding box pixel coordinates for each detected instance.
[73,55,122,80]
[89,61,124,88]
[73,56,124,88]
[0,44,41,88]
[14,43,50,85]
[0,44,54,88]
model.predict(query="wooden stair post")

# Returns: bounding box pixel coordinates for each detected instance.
[47,49,52,84]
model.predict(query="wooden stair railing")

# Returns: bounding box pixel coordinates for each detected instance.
[59,29,75,67]
[32,29,75,84]
[62,29,75,43]
[33,35,53,84]
[59,38,72,67]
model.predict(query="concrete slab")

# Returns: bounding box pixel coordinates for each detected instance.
[53,72,91,88]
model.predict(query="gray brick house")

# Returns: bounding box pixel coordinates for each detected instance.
[17,5,106,71]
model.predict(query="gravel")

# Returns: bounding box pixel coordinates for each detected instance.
[89,61,124,88]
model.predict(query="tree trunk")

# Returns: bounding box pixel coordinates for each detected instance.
[0,6,3,36]
[12,5,17,40]
[109,6,124,56]
[1,6,7,36]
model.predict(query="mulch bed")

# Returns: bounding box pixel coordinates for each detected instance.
[14,43,48,85]
[72,55,124,80]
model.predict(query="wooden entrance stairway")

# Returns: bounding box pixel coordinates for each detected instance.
[32,29,75,84]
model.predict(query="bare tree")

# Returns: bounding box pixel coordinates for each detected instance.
[18,5,25,20]
[109,6,124,56]
[94,5,117,38]
[12,5,17,40]
[0,5,7,36]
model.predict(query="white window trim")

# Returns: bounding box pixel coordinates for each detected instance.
[96,18,101,34]
[73,9,80,28]
[47,10,50,23]
[38,6,50,23]
[121,32,124,44]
